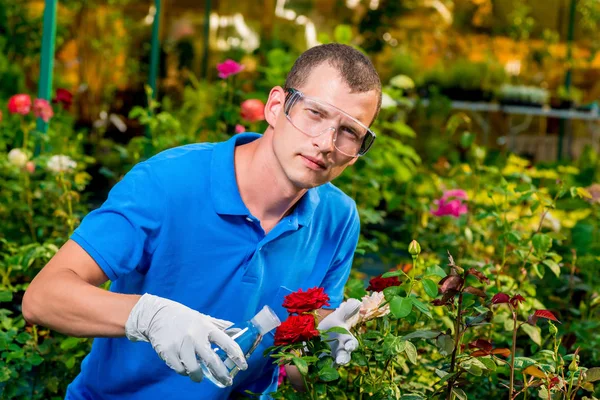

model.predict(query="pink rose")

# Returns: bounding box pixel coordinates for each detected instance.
[8,94,32,115]
[432,189,468,217]
[278,365,287,386]
[216,59,244,79]
[240,99,265,122]
[235,124,245,133]
[33,99,54,122]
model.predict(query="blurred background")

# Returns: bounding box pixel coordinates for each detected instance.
[1,1,600,399]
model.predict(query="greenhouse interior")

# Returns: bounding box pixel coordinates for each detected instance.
[1,0,600,399]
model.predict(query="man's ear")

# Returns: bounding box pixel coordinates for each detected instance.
[264,86,285,128]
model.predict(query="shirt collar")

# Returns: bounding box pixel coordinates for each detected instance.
[210,133,320,227]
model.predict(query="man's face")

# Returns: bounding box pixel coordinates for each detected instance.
[267,63,379,190]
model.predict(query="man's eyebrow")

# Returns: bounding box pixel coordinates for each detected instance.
[310,101,331,116]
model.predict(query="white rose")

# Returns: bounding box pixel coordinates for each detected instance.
[47,155,77,173]
[347,291,391,329]
[358,291,390,323]
[7,148,28,168]
[381,92,397,109]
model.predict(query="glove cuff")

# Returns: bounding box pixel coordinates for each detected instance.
[125,293,162,342]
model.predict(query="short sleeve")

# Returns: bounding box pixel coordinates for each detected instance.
[70,162,165,281]
[320,207,360,309]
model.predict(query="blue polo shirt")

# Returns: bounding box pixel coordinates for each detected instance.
[65,133,360,400]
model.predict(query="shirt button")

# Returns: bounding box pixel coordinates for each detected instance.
[246,217,253,222]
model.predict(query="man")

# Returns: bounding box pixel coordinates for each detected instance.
[22,43,382,399]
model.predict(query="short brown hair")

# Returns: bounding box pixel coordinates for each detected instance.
[284,43,382,124]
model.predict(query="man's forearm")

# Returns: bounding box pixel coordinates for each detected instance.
[22,269,140,338]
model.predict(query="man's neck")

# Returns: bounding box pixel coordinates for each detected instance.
[234,136,307,233]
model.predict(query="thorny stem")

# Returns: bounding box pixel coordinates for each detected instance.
[509,307,518,400]
[447,290,465,400]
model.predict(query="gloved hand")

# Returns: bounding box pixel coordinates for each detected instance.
[317,298,361,365]
[125,293,247,386]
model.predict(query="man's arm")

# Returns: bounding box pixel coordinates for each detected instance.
[22,239,140,337]
[22,239,247,386]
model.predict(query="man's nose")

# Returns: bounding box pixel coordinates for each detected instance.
[312,127,336,153]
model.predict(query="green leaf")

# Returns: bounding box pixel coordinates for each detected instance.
[65,356,76,369]
[521,324,542,346]
[453,388,468,400]
[382,271,404,278]
[402,329,441,341]
[383,335,407,357]
[542,259,561,277]
[351,351,368,367]
[323,327,350,336]
[29,353,43,366]
[585,367,600,383]
[479,357,497,371]
[421,279,438,298]
[425,265,447,278]
[411,297,432,318]
[318,365,339,382]
[60,337,81,351]
[436,334,454,356]
[532,234,552,257]
[532,263,545,279]
[462,358,487,376]
[400,395,425,400]
[292,357,308,376]
[0,291,12,303]
[15,332,31,344]
[390,296,413,319]
[405,341,418,364]
[383,286,403,300]
[513,357,538,370]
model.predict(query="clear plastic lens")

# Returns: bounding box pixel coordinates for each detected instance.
[285,91,375,157]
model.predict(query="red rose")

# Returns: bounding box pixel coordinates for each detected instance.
[282,287,330,314]
[240,99,265,122]
[53,88,73,110]
[366,274,401,292]
[274,314,319,346]
[8,94,32,115]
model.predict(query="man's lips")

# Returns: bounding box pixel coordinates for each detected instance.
[301,155,327,170]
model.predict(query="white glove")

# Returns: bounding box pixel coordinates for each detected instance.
[317,298,361,365]
[125,293,247,386]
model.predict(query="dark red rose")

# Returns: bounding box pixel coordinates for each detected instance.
[52,88,73,110]
[282,287,330,314]
[367,274,401,292]
[274,314,319,346]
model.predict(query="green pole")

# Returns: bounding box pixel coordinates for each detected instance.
[557,0,577,161]
[148,0,161,100]
[145,0,161,157]
[202,0,212,79]
[35,0,58,153]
